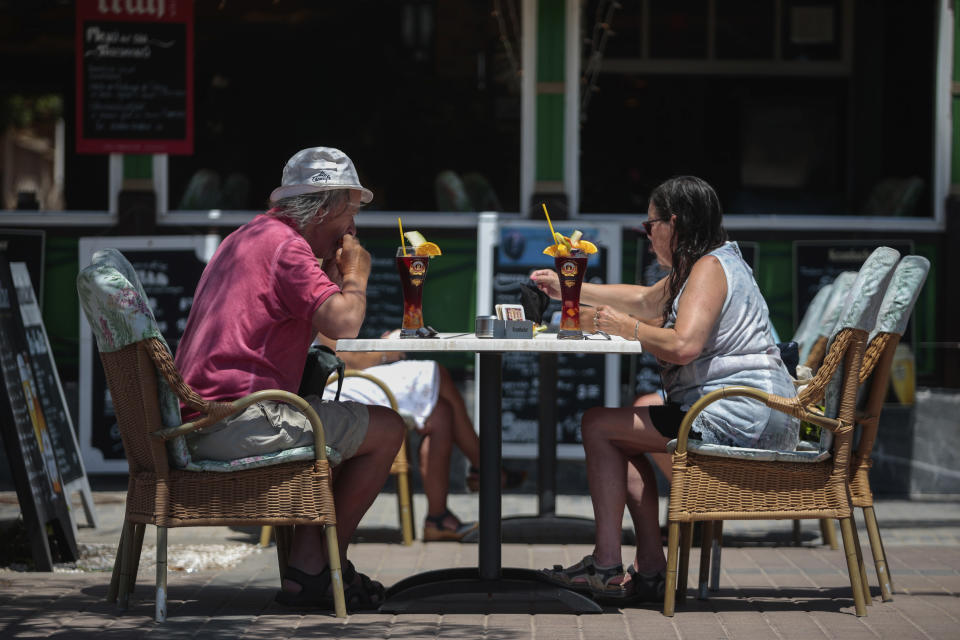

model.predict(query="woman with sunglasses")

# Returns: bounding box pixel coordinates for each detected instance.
[529,176,797,605]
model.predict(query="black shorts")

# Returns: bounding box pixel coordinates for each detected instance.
[648,403,700,441]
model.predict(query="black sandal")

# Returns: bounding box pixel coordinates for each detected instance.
[594,566,666,607]
[422,508,478,542]
[341,560,386,610]
[275,565,333,608]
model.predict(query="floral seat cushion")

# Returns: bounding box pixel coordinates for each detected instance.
[77,248,338,471]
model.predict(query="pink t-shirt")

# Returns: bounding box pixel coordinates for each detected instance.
[175,214,340,414]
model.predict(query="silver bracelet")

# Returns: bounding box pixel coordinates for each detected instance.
[634,320,641,342]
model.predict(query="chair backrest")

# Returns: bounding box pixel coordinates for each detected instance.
[822,247,900,425]
[792,281,833,353]
[853,255,930,461]
[800,271,857,366]
[77,249,192,471]
[871,255,930,339]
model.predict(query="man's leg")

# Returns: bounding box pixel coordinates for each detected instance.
[284,405,404,587]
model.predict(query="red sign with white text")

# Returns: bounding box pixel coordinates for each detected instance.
[75,0,194,154]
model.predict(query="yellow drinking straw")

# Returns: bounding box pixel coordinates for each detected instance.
[398,217,407,256]
[541,203,558,244]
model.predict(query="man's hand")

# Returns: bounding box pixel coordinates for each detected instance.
[337,234,371,282]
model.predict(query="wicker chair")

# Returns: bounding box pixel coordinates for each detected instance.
[663,246,900,618]
[77,249,347,621]
[260,369,416,547]
[845,255,930,601]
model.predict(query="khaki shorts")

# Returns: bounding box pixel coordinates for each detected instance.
[186,396,369,465]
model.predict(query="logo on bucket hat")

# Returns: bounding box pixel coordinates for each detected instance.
[270,147,373,204]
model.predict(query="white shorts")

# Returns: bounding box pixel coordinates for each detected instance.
[325,360,440,430]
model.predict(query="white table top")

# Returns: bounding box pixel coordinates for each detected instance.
[336,332,643,354]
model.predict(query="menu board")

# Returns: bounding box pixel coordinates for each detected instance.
[360,244,405,339]
[75,0,193,154]
[493,225,609,447]
[79,236,214,472]
[0,255,77,569]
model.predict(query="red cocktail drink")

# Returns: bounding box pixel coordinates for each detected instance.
[555,252,588,339]
[396,247,430,337]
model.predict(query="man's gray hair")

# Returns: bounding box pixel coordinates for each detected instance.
[269,190,353,231]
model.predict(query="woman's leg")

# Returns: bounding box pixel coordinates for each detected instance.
[626,454,667,574]
[631,392,672,484]
[435,363,480,467]
[580,405,669,572]
[419,396,459,530]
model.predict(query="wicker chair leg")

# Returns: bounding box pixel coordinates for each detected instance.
[129,523,146,595]
[850,516,872,606]
[274,525,294,578]
[820,519,839,549]
[677,521,693,606]
[863,506,893,601]
[663,521,681,617]
[324,525,347,618]
[117,521,137,610]
[108,521,130,603]
[155,526,168,622]
[395,456,415,546]
[697,521,714,600]
[709,520,723,592]
[838,517,868,617]
[792,520,802,545]
[259,525,273,548]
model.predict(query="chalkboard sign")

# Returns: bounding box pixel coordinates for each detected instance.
[79,236,214,473]
[493,225,611,448]
[0,255,77,569]
[75,0,194,154]
[793,240,914,330]
[0,230,44,305]
[361,250,405,339]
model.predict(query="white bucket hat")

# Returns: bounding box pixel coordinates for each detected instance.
[269,146,373,204]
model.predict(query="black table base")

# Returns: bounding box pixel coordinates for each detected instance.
[380,567,602,614]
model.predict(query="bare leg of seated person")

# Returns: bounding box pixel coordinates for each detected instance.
[280,406,405,608]
[633,391,672,484]
[541,405,668,604]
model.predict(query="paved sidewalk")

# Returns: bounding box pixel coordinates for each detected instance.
[1,491,958,638]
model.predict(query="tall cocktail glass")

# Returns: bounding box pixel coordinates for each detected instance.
[396,247,430,337]
[555,252,588,339]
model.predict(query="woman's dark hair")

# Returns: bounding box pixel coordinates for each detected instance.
[649,176,727,321]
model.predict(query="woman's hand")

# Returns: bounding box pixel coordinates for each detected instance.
[592,305,636,339]
[529,269,561,300]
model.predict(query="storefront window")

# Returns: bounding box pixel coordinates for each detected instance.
[578,0,936,217]
[169,1,521,213]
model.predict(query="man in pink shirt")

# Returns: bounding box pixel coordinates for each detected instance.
[175,147,405,611]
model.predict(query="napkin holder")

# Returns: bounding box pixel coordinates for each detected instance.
[495,319,534,339]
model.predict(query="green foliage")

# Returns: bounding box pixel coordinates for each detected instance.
[1,93,63,129]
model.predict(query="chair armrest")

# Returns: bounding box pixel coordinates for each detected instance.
[328,369,400,412]
[152,389,329,462]
[672,385,846,456]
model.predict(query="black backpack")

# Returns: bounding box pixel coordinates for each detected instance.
[298,344,345,401]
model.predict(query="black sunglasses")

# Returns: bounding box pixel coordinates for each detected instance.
[641,218,669,235]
